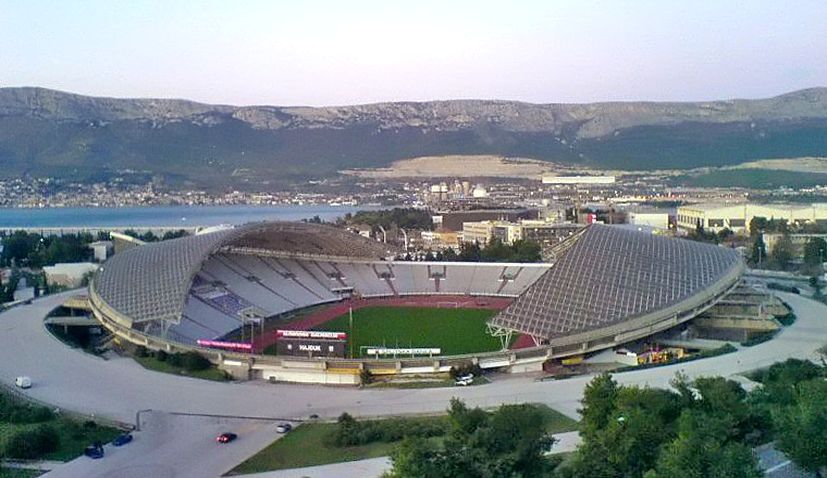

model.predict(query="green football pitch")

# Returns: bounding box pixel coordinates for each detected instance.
[312,306,510,358]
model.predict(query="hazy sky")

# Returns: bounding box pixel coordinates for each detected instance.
[2,0,826,106]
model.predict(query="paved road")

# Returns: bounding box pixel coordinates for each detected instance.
[41,412,286,478]
[2,290,826,477]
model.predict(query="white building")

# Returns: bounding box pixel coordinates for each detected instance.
[676,203,827,233]
[628,210,671,230]
[542,175,616,185]
[88,241,113,262]
[43,263,99,288]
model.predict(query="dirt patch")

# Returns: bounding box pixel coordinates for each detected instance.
[340,155,578,179]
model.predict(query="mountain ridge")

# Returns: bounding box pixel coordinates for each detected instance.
[1,86,827,186]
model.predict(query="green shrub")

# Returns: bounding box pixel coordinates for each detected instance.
[166,352,182,367]
[155,349,168,362]
[741,332,776,347]
[776,313,796,326]
[181,351,211,371]
[7,404,55,424]
[4,425,60,459]
[328,412,448,447]
[134,345,149,357]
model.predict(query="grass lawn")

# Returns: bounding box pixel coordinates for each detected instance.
[0,468,43,477]
[228,421,408,475]
[366,376,490,389]
[229,405,579,475]
[0,418,121,463]
[312,306,508,357]
[133,355,229,381]
[533,404,580,434]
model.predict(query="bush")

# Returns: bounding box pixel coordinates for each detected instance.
[360,369,373,385]
[776,312,796,327]
[134,345,149,357]
[0,397,55,424]
[328,412,448,447]
[181,351,211,371]
[155,349,167,362]
[7,404,55,424]
[741,332,776,347]
[4,425,60,459]
[166,352,182,367]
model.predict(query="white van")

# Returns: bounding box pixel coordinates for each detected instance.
[15,376,32,389]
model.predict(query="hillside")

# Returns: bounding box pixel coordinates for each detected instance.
[2,87,827,186]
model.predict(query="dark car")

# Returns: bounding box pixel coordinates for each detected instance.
[84,442,104,459]
[216,432,238,443]
[111,432,133,447]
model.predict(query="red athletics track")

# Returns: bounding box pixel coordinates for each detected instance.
[251,295,536,353]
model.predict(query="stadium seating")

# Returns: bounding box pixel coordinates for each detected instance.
[175,253,549,343]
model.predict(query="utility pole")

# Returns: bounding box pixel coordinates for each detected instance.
[349,306,354,358]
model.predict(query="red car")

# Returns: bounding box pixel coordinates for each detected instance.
[216,432,238,443]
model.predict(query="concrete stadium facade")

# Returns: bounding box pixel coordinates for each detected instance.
[88,222,744,384]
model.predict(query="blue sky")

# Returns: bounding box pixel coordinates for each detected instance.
[1,0,826,106]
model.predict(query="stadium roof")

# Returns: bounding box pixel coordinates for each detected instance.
[489,224,744,341]
[92,222,396,324]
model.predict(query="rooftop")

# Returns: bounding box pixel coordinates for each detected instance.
[490,224,743,340]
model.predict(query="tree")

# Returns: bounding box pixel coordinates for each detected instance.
[803,237,827,272]
[387,436,446,478]
[770,235,794,270]
[775,379,827,476]
[386,400,557,478]
[441,247,458,261]
[579,373,618,439]
[511,239,542,262]
[749,217,768,237]
[653,409,761,478]
[458,241,482,262]
[750,234,767,266]
[4,425,60,459]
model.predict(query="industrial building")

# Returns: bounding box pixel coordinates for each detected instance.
[676,203,827,233]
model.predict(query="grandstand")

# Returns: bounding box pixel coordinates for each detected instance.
[91,222,548,347]
[89,221,744,383]
[489,224,744,352]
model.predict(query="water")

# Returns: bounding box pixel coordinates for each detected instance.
[0,205,374,229]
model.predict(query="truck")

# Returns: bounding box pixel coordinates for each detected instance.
[15,376,32,389]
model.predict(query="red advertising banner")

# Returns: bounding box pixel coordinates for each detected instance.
[196,339,253,351]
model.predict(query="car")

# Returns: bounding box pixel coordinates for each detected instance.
[457,373,474,382]
[455,378,473,386]
[111,432,133,447]
[84,442,104,459]
[276,423,292,433]
[14,376,32,389]
[216,432,238,443]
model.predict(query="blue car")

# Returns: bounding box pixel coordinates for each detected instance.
[111,433,133,447]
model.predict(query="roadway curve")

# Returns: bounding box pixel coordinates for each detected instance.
[1,290,826,426]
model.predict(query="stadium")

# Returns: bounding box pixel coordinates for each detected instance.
[88,221,744,384]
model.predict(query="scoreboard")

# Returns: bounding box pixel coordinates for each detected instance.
[274,330,347,358]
